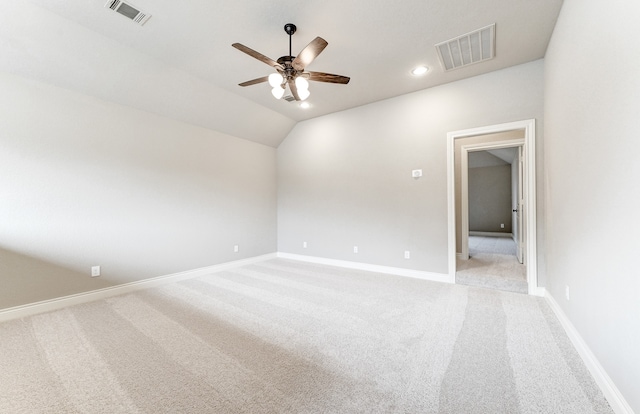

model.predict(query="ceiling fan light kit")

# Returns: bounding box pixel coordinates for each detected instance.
[233,23,350,103]
[297,88,310,101]
[268,73,284,88]
[271,85,285,99]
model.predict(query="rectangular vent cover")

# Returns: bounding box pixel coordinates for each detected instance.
[436,24,495,71]
[283,95,296,103]
[105,0,151,26]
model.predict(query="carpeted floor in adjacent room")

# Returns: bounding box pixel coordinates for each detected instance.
[456,235,528,294]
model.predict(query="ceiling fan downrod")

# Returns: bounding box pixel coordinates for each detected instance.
[284,23,297,57]
[276,23,299,85]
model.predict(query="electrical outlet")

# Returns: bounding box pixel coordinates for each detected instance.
[303,241,307,248]
[91,266,100,277]
[233,245,239,253]
[501,223,505,229]
[353,246,358,254]
[565,286,570,301]
[404,251,410,259]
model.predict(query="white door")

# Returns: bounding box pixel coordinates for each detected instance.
[515,146,525,264]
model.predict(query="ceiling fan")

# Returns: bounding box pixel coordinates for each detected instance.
[232,23,350,101]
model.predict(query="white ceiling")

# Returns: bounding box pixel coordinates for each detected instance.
[1,0,563,147]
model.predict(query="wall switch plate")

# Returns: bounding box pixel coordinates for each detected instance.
[303,241,307,248]
[91,266,100,277]
[565,286,570,301]
[501,223,505,228]
[233,245,239,253]
[353,246,358,253]
[404,251,411,259]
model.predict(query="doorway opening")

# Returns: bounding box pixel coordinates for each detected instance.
[459,144,526,293]
[447,119,541,296]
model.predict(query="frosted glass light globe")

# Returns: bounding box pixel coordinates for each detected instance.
[268,73,284,87]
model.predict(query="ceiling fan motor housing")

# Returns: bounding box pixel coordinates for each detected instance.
[277,56,297,82]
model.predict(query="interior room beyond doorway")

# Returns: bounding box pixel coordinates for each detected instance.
[461,145,526,293]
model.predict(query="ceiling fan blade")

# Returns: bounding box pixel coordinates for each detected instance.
[238,76,269,87]
[292,37,328,71]
[306,71,351,84]
[232,43,284,70]
[288,78,301,101]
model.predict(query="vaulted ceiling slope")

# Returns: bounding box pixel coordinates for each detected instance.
[1,0,563,147]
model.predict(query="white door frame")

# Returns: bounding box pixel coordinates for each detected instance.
[516,146,524,264]
[447,119,541,296]
[460,139,524,261]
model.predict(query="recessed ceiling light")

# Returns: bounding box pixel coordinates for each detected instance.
[411,66,429,76]
[300,102,311,109]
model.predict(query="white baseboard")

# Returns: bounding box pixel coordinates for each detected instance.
[277,252,454,284]
[531,286,546,297]
[0,253,277,323]
[469,231,513,238]
[545,293,633,414]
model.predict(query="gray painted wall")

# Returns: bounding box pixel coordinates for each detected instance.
[278,60,545,277]
[544,0,640,411]
[0,72,277,309]
[468,164,512,233]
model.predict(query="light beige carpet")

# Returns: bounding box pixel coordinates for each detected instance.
[456,236,528,294]
[0,259,612,413]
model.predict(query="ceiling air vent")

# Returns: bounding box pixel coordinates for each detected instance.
[105,0,151,26]
[435,24,495,71]
[283,94,296,103]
